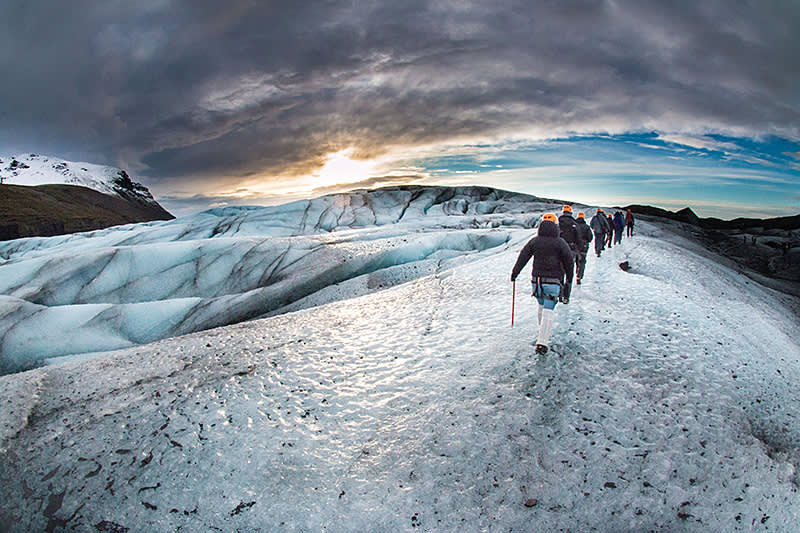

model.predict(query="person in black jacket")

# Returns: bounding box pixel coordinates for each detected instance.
[510,213,575,355]
[575,212,593,284]
[558,205,583,282]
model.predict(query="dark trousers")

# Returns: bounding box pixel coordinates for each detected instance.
[576,250,587,279]
[594,232,605,255]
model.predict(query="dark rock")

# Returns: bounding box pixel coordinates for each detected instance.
[0,184,174,241]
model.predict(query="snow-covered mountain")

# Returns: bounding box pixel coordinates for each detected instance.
[1,153,161,207]
[0,185,799,531]
[0,154,174,240]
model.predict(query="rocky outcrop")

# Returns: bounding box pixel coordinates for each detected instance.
[623,204,800,288]
[0,184,174,240]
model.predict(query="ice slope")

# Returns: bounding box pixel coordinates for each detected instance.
[0,218,799,531]
[0,186,557,373]
[0,153,162,207]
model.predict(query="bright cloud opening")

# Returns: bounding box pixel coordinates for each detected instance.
[312,148,383,190]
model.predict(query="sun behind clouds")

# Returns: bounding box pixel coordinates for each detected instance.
[313,148,383,190]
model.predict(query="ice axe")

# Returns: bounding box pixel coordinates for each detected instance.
[511,281,516,327]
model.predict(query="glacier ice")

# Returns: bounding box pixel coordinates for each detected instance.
[0,186,555,373]
[0,198,798,531]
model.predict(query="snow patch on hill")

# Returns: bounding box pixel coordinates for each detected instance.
[0,153,160,206]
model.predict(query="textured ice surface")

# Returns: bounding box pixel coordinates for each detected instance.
[1,203,799,531]
[0,186,552,372]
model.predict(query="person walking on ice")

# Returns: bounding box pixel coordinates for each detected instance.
[590,209,608,257]
[625,209,635,237]
[613,211,625,245]
[510,213,575,355]
[575,212,593,284]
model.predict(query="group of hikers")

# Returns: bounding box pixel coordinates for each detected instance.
[510,205,635,355]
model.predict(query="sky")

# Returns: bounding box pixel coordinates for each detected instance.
[1,0,799,219]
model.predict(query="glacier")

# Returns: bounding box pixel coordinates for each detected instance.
[0,186,550,373]
[1,185,799,531]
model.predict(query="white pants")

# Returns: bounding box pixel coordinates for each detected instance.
[537,305,554,347]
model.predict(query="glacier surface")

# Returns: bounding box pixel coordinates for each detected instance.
[0,185,799,531]
[0,186,551,373]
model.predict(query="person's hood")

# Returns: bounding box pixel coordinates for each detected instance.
[538,220,559,237]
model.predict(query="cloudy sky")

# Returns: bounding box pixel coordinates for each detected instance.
[1,0,798,218]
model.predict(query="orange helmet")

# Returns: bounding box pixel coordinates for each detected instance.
[577,212,585,219]
[562,205,573,213]
[542,213,558,223]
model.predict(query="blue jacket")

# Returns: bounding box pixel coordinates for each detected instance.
[613,212,625,231]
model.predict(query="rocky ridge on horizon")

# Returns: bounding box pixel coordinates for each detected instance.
[622,204,800,291]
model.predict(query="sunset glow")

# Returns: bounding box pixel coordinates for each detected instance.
[312,149,382,190]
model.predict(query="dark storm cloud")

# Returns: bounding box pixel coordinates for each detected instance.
[1,0,798,184]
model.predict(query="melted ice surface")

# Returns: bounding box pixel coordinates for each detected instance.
[1,187,799,530]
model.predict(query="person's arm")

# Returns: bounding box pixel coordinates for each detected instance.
[560,240,574,284]
[511,239,535,281]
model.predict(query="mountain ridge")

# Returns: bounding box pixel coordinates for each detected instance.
[1,153,174,240]
[619,203,799,287]
[0,183,174,240]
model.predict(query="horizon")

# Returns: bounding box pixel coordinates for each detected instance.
[1,2,799,220]
[2,150,799,223]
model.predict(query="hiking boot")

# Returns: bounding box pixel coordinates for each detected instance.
[576,277,581,285]
[535,344,548,355]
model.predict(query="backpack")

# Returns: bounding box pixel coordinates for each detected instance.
[558,214,582,251]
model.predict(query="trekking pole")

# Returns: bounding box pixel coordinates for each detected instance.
[511,281,516,327]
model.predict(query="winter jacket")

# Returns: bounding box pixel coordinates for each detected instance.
[590,214,608,234]
[613,212,625,231]
[511,220,574,284]
[558,213,584,252]
[576,219,593,251]
[625,210,634,225]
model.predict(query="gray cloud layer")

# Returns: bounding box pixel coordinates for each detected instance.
[1,0,798,186]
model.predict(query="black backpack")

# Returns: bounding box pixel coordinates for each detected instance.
[558,215,582,251]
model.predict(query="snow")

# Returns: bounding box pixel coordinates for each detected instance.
[0,153,160,205]
[1,187,799,531]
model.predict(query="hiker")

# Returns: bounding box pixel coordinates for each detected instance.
[590,209,608,257]
[613,211,625,245]
[575,212,593,284]
[606,214,614,248]
[510,213,575,355]
[625,209,635,237]
[558,205,584,279]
